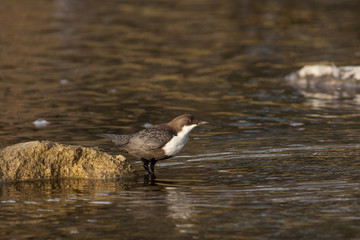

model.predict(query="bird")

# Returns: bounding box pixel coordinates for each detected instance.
[98,114,207,174]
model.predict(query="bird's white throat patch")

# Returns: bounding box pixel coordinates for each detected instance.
[162,124,197,157]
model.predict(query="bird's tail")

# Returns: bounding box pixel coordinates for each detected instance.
[97,133,131,147]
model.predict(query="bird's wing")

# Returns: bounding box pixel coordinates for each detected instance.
[134,128,175,151]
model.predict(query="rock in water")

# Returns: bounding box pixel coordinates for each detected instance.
[286,65,360,99]
[0,141,136,183]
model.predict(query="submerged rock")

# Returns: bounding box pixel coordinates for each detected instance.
[286,65,360,99]
[0,141,136,183]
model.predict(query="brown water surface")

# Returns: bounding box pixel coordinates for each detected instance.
[1,0,360,239]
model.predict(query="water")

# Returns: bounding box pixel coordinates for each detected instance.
[1,0,360,239]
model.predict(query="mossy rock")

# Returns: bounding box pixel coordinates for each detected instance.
[0,141,136,183]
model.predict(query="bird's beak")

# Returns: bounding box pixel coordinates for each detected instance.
[197,121,208,125]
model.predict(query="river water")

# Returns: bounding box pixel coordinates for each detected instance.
[1,0,360,239]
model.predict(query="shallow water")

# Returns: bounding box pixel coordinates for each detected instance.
[1,0,360,239]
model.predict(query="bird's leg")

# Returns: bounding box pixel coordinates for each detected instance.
[141,158,151,174]
[150,159,157,173]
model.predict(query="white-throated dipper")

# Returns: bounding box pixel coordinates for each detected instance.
[98,114,207,174]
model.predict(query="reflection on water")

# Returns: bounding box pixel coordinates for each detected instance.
[1,175,360,239]
[1,0,360,239]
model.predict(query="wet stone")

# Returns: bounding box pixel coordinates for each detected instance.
[0,141,136,183]
[286,65,360,99]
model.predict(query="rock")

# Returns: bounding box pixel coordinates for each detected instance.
[32,118,50,128]
[286,65,360,99]
[0,141,136,183]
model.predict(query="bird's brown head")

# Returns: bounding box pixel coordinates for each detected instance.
[168,114,207,132]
